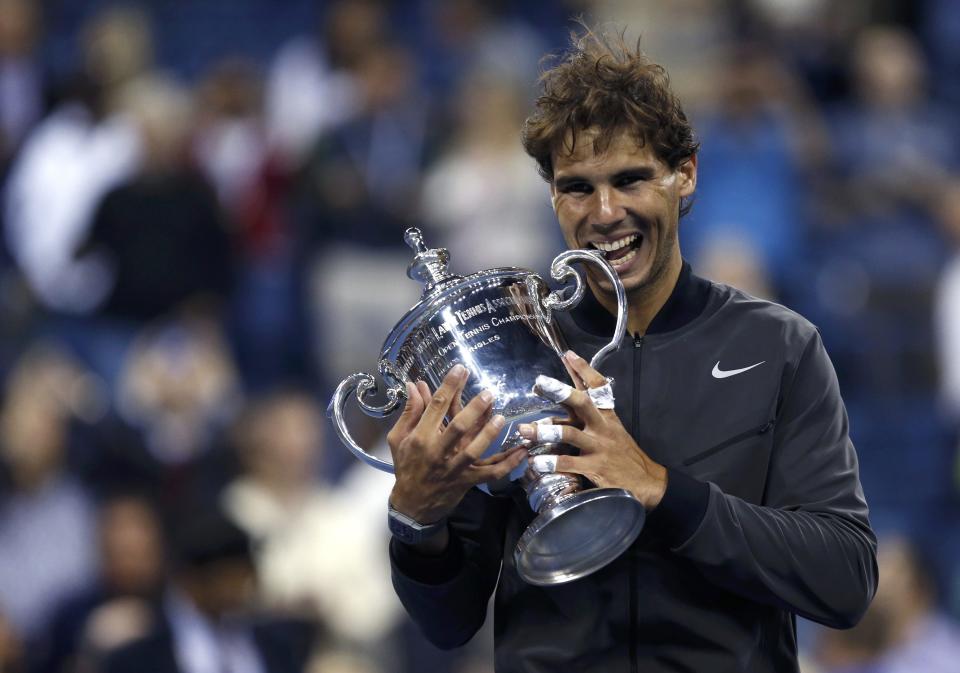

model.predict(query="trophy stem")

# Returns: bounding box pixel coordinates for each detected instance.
[513,442,647,586]
[520,441,582,514]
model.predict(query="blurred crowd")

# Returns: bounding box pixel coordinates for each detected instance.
[0,0,957,672]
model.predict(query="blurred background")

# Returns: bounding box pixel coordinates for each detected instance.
[0,0,957,671]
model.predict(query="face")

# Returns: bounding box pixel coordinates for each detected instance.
[550,128,697,300]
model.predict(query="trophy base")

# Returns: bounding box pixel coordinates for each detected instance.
[514,487,645,586]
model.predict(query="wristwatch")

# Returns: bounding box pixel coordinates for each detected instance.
[387,503,447,545]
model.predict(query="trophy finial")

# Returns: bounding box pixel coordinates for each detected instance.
[404,228,457,292]
[404,228,427,254]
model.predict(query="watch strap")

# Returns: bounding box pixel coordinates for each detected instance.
[387,503,447,545]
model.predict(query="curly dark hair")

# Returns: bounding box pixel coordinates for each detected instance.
[522,25,699,211]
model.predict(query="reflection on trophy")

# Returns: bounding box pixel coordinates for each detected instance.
[328,228,645,585]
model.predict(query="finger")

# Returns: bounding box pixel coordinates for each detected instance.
[472,446,524,467]
[517,422,590,447]
[532,375,574,404]
[563,350,608,388]
[538,415,576,427]
[450,387,465,417]
[416,380,432,407]
[441,389,496,448]
[419,365,468,432]
[532,453,591,477]
[533,376,604,427]
[450,413,507,470]
[387,383,425,453]
[562,354,587,390]
[465,447,527,484]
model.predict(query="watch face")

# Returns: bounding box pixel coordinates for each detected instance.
[388,512,419,543]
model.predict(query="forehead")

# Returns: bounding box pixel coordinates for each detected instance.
[552,127,662,176]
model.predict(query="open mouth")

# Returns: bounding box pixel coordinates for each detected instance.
[589,233,643,268]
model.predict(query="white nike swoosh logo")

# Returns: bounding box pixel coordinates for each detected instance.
[712,361,765,379]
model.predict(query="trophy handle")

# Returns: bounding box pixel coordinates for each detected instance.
[542,249,628,368]
[327,371,406,473]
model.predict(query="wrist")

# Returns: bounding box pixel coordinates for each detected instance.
[646,463,668,510]
[387,501,448,546]
[389,489,444,524]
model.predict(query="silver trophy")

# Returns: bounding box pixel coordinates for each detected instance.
[328,229,645,585]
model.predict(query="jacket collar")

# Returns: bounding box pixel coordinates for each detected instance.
[571,260,712,337]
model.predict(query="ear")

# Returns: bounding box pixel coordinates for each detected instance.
[677,154,697,198]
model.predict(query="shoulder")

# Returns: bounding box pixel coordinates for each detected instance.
[707,281,818,355]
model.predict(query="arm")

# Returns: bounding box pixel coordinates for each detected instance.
[520,343,878,629]
[385,366,526,648]
[651,331,878,628]
[390,487,511,649]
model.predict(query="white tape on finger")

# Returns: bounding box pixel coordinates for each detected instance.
[536,424,564,443]
[533,375,573,403]
[587,379,615,410]
[530,454,558,473]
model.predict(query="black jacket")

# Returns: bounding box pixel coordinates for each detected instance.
[390,263,878,673]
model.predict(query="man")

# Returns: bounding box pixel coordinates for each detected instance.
[386,27,877,672]
[102,510,309,673]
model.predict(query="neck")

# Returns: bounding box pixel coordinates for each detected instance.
[591,252,683,335]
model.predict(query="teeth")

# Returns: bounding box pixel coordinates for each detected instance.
[592,234,638,252]
[610,247,637,267]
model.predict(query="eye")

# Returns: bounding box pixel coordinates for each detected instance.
[615,172,652,188]
[559,181,592,195]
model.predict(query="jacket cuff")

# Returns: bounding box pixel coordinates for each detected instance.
[645,468,711,548]
[389,529,465,585]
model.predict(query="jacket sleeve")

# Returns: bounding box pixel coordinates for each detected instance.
[389,486,511,648]
[647,330,878,629]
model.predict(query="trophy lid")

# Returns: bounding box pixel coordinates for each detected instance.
[404,228,461,294]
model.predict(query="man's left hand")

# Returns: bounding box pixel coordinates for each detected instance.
[517,350,668,510]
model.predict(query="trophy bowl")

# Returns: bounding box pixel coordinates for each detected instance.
[328,228,645,585]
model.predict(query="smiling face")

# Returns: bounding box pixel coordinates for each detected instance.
[551,127,697,302]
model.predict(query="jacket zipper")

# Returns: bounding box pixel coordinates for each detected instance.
[681,420,775,467]
[630,334,643,673]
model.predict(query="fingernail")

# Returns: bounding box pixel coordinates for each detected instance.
[405,381,416,396]
[479,390,494,403]
[564,350,579,361]
[491,415,506,429]
[517,423,534,438]
[451,364,466,379]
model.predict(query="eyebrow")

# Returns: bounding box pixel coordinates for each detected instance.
[554,165,659,189]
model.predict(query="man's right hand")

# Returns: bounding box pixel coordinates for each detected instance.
[387,364,527,543]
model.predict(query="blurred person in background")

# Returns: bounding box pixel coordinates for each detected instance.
[803,23,954,524]
[222,390,401,667]
[101,509,310,673]
[110,317,241,492]
[265,0,385,167]
[829,25,956,221]
[687,45,828,297]
[3,5,149,315]
[75,73,232,327]
[814,536,960,673]
[300,38,434,382]
[0,0,43,174]
[194,59,268,226]
[418,0,546,100]
[195,58,314,391]
[33,493,165,673]
[0,346,97,644]
[420,71,558,273]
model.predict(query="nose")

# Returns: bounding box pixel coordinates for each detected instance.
[592,186,625,230]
